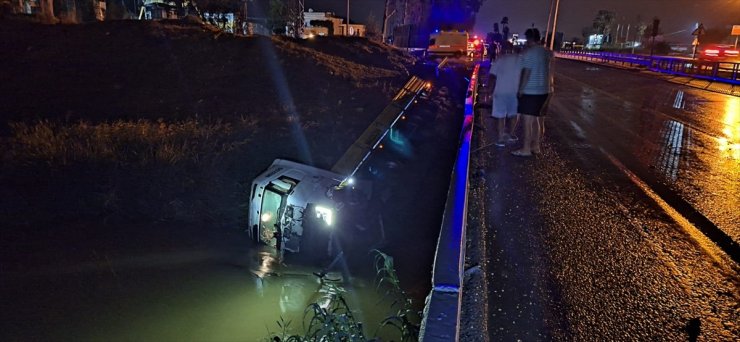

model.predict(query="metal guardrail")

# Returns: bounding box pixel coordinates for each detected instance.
[557,50,740,85]
[419,64,480,341]
[331,76,428,183]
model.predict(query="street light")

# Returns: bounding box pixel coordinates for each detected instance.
[544,0,554,47]
[346,0,350,36]
[549,0,561,50]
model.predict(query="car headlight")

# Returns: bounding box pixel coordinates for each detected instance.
[315,206,333,226]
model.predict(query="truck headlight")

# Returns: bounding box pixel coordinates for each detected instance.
[315,206,333,226]
[261,212,272,222]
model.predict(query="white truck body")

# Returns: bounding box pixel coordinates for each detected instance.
[248,159,344,253]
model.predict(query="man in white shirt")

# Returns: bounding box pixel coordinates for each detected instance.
[512,28,553,157]
[489,47,521,147]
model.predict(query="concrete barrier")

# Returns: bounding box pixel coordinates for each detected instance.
[419,64,480,341]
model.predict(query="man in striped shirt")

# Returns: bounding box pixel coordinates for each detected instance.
[512,28,553,157]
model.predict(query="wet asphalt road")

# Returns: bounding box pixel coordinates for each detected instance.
[552,60,739,243]
[473,59,739,340]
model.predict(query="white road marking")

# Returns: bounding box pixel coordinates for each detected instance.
[672,90,685,109]
[569,120,586,139]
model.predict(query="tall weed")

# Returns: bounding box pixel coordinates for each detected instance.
[6,119,253,166]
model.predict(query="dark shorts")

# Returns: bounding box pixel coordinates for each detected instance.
[517,94,549,116]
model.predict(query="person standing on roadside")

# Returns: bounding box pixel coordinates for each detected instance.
[512,28,552,157]
[487,23,504,61]
[489,46,521,147]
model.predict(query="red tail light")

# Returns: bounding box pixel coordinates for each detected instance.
[725,50,739,56]
[704,49,720,56]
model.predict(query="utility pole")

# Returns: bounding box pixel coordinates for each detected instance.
[549,0,560,50]
[383,6,396,44]
[381,0,391,42]
[297,0,304,38]
[690,22,703,59]
[625,23,630,49]
[650,17,660,57]
[346,0,350,36]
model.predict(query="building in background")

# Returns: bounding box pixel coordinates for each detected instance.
[141,1,179,20]
[303,9,365,37]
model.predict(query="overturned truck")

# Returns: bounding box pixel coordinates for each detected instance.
[247,76,430,256]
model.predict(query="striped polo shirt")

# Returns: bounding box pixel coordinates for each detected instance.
[520,45,552,95]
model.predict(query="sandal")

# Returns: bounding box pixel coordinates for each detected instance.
[510,150,533,157]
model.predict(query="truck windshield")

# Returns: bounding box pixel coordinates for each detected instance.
[260,189,283,246]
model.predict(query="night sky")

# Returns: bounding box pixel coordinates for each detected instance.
[475,0,740,42]
[309,1,740,42]
[304,0,384,25]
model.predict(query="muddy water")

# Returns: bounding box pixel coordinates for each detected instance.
[1,239,406,341]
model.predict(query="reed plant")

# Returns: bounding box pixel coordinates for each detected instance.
[267,250,420,342]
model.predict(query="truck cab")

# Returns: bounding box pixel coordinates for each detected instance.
[248,159,364,255]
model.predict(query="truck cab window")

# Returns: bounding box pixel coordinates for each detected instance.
[259,189,284,246]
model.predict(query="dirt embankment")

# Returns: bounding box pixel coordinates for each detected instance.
[0,19,417,227]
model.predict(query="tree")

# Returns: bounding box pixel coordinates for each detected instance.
[592,10,615,35]
[643,21,661,40]
[105,0,131,20]
[268,0,301,37]
[365,12,381,41]
[268,0,286,33]
[38,0,58,23]
[198,0,242,11]
[635,22,647,42]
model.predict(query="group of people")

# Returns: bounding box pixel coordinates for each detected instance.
[488,28,553,157]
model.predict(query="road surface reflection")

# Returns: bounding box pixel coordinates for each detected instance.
[717,97,739,160]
